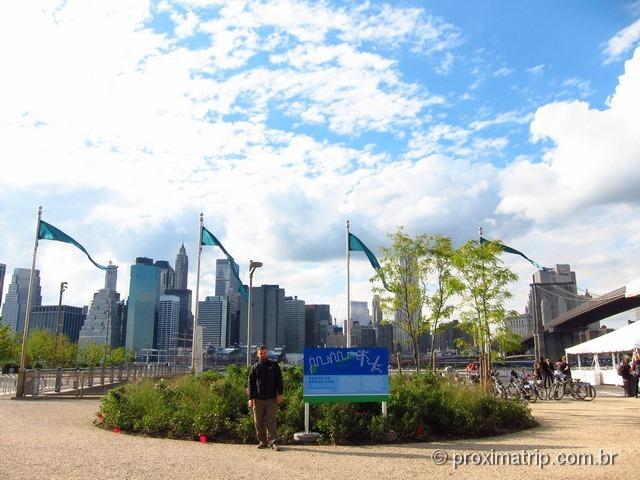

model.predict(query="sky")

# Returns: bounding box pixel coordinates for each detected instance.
[1,0,639,329]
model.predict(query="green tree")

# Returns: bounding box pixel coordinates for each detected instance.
[53,334,78,368]
[453,239,518,382]
[26,329,55,367]
[0,324,19,365]
[422,235,463,371]
[106,347,135,366]
[78,342,109,367]
[374,228,428,370]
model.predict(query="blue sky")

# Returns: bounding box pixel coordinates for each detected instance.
[1,0,639,328]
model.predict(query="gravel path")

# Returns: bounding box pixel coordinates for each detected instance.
[1,392,638,480]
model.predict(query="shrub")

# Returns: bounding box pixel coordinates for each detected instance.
[97,366,537,444]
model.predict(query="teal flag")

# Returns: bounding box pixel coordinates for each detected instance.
[38,220,108,270]
[201,227,248,300]
[349,233,389,290]
[480,236,542,269]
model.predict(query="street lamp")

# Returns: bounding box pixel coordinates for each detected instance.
[246,260,263,366]
[53,281,68,366]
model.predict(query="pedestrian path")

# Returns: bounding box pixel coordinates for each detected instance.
[0,393,638,480]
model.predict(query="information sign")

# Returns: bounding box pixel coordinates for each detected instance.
[303,348,389,404]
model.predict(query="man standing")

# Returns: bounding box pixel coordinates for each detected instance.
[248,345,284,450]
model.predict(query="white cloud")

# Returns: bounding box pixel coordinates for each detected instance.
[602,17,640,64]
[470,110,534,131]
[498,47,640,222]
[493,67,512,77]
[526,64,545,76]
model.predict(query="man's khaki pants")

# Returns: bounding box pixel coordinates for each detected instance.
[253,398,277,445]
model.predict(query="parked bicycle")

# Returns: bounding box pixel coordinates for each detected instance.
[549,374,596,401]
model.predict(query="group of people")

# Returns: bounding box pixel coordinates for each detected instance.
[617,353,640,397]
[532,356,571,387]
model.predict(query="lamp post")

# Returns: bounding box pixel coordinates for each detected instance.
[246,260,263,366]
[53,281,68,366]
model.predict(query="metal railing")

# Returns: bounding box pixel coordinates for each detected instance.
[1,364,190,398]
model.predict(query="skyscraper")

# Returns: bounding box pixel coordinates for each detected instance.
[157,295,180,360]
[1,268,42,333]
[125,258,160,353]
[351,301,371,325]
[174,243,188,290]
[104,262,117,291]
[372,295,383,324]
[285,296,305,353]
[31,305,86,343]
[155,260,175,295]
[198,295,229,349]
[0,263,6,311]
[164,288,193,340]
[78,264,122,348]
[239,284,285,350]
[215,258,240,297]
[305,304,331,347]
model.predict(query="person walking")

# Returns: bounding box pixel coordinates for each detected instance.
[248,345,284,450]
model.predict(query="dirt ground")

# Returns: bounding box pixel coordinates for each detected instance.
[0,388,638,480]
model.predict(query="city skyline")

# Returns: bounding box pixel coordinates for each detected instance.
[1,1,639,329]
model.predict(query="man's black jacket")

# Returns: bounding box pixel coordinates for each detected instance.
[248,359,284,400]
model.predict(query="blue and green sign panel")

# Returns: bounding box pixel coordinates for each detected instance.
[303,348,389,404]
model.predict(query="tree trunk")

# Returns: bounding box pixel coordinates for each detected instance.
[430,328,437,372]
[412,339,420,372]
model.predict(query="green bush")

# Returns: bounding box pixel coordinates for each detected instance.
[97,367,536,444]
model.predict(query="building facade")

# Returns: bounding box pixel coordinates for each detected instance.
[125,258,160,353]
[78,263,122,348]
[0,263,6,311]
[239,284,285,350]
[304,304,331,348]
[215,258,240,297]
[198,295,229,349]
[285,296,305,353]
[155,260,175,295]
[157,295,180,360]
[1,268,42,333]
[174,243,189,290]
[30,305,86,343]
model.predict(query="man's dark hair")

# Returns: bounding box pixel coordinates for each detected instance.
[256,345,268,353]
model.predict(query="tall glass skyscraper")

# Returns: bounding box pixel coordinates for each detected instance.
[1,268,42,333]
[215,258,240,297]
[125,258,160,353]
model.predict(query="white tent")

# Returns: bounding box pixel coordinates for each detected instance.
[565,320,640,386]
[566,320,640,354]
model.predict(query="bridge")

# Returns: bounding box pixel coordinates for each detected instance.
[521,279,640,359]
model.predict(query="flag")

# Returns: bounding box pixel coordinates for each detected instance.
[480,236,542,269]
[348,232,389,290]
[38,221,108,270]
[201,226,248,300]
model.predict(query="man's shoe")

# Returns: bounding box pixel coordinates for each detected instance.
[271,443,280,451]
[257,443,269,449]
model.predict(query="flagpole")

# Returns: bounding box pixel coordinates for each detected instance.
[346,220,351,348]
[191,212,203,373]
[16,206,43,397]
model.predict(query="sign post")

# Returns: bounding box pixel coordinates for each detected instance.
[295,347,389,443]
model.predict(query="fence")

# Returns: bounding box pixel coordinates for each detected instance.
[0,364,190,398]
